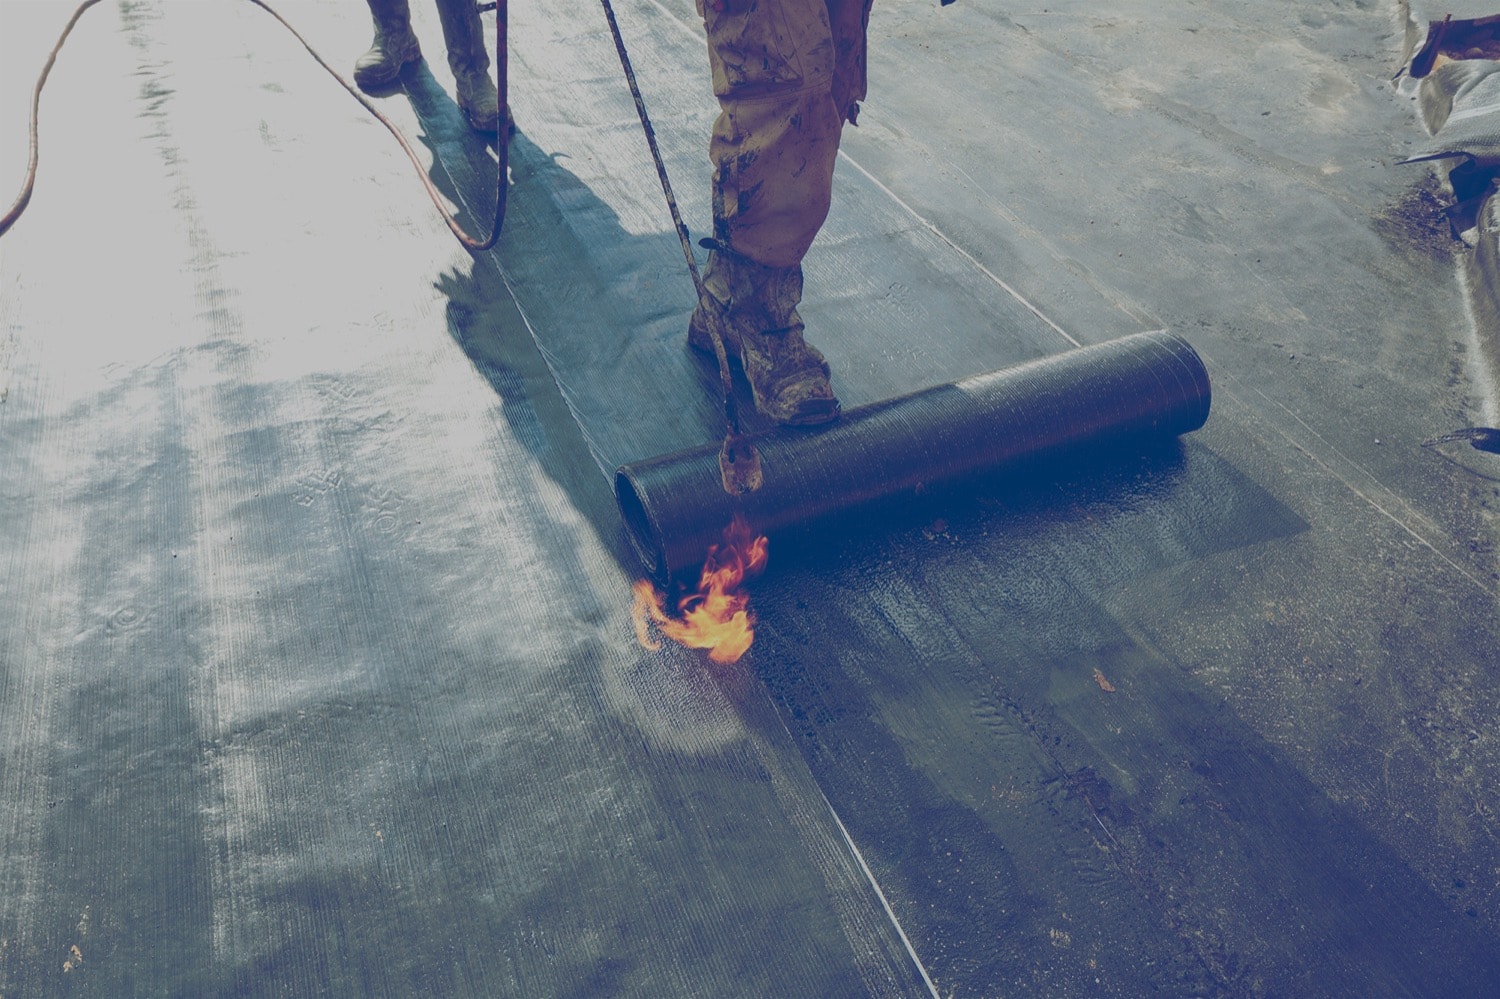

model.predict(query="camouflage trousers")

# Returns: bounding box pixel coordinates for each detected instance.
[696,0,874,268]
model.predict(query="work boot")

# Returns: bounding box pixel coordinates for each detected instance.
[353,0,422,91]
[689,250,839,426]
[435,0,503,133]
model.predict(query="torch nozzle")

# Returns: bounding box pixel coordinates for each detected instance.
[719,435,764,495]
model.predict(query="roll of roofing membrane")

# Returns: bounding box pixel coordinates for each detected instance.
[615,330,1211,580]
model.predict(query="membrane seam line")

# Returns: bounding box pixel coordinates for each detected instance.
[821,785,942,998]
[640,0,1083,351]
[1241,384,1496,596]
[834,152,1083,349]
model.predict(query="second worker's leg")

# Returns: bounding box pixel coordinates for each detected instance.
[354,0,422,91]
[434,0,502,133]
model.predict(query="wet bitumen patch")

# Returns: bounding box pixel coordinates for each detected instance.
[1373,174,1463,259]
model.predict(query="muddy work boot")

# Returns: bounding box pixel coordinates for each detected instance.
[436,0,503,133]
[689,250,839,426]
[353,0,422,91]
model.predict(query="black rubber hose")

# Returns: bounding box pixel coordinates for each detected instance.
[615,330,1212,580]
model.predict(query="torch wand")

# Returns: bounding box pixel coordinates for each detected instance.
[597,0,763,496]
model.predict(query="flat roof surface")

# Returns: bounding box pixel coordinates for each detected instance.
[2,0,1498,995]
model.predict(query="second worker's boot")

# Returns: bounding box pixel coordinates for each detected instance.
[435,0,503,133]
[353,0,422,91]
[689,250,839,426]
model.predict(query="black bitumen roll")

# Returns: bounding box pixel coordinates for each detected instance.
[615,330,1211,580]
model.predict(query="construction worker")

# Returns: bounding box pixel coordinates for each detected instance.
[689,0,873,426]
[352,0,502,134]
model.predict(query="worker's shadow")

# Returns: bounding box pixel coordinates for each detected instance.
[396,65,662,566]
[399,66,759,571]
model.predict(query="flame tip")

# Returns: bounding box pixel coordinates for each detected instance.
[628,516,768,664]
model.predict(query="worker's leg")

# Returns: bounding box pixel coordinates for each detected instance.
[353,0,422,91]
[701,0,843,267]
[434,0,502,133]
[691,0,851,425]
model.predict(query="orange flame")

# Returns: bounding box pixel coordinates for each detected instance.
[631,514,769,664]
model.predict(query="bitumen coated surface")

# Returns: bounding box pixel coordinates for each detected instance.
[3,1,1499,996]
